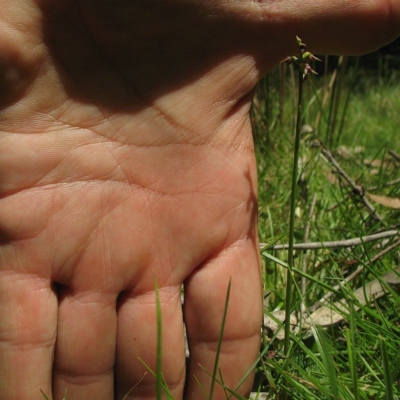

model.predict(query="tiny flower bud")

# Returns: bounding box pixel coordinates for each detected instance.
[302,63,318,81]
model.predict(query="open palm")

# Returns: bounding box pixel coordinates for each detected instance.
[0,1,399,399]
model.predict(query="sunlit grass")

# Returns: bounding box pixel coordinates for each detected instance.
[254,51,400,399]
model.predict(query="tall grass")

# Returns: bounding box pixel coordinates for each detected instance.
[254,47,400,399]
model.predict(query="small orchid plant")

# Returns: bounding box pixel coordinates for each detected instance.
[280,37,321,363]
[282,36,321,81]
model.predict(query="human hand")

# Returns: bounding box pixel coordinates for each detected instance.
[0,1,399,399]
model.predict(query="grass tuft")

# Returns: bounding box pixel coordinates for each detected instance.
[255,45,400,399]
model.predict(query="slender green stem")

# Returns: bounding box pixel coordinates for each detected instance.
[283,59,303,357]
[281,49,304,400]
[380,336,393,400]
[347,306,360,400]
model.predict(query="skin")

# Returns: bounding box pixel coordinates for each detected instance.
[0,1,399,399]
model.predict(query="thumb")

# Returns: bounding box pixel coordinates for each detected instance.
[193,0,400,116]
[236,0,400,73]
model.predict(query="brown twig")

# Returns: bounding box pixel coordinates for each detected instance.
[319,145,383,221]
[389,149,400,163]
[310,238,400,311]
[260,229,399,250]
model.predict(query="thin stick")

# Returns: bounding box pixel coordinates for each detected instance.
[260,229,399,250]
[310,238,400,310]
[388,149,400,163]
[319,145,383,221]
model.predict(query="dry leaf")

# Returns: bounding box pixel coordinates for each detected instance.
[337,145,354,159]
[263,311,299,340]
[306,267,400,327]
[337,145,365,159]
[263,267,400,338]
[366,192,400,209]
[364,159,391,168]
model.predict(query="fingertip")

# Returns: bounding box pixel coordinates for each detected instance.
[297,0,400,55]
[251,0,400,72]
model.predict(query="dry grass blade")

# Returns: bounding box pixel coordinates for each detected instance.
[365,192,400,209]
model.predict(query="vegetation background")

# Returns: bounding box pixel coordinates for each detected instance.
[252,37,400,399]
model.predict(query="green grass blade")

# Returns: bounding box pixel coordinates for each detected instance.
[291,267,340,294]
[223,386,250,400]
[261,252,288,267]
[193,374,209,400]
[39,389,67,400]
[262,252,340,294]
[137,356,175,399]
[380,336,394,400]
[209,279,231,400]
[137,356,155,377]
[267,356,328,399]
[218,368,229,399]
[311,327,339,400]
[40,389,51,400]
[346,318,360,400]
